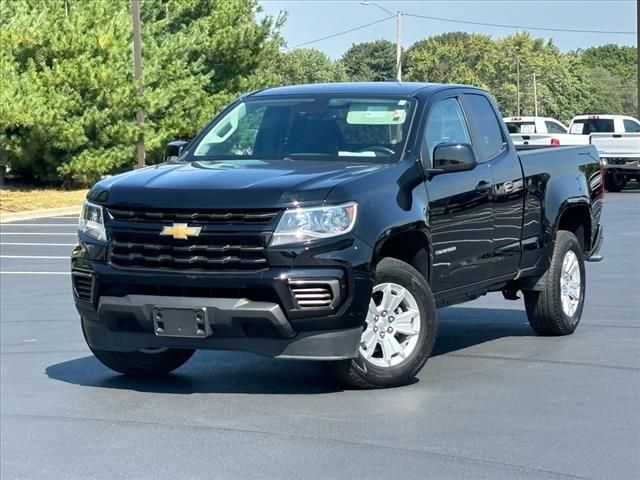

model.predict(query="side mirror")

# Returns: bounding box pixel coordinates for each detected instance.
[165,140,189,162]
[427,143,477,176]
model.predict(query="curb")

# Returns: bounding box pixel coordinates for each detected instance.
[0,206,81,223]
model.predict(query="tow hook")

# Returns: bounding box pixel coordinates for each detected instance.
[502,286,520,301]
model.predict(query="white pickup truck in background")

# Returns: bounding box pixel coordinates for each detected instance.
[504,116,581,147]
[506,114,640,191]
[569,115,640,192]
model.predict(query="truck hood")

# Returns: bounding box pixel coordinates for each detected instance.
[90,159,389,209]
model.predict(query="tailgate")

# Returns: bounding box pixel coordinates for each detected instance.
[510,133,589,146]
[510,134,557,146]
[590,133,640,159]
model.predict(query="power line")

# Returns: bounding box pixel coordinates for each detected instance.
[286,11,635,50]
[287,16,394,49]
[404,13,636,35]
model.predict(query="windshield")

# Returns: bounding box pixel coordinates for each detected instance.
[505,121,536,134]
[191,96,415,162]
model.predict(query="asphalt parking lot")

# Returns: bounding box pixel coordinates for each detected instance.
[1,190,638,480]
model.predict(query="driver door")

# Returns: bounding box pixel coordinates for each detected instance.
[422,96,495,293]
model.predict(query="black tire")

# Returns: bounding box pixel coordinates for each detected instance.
[89,347,195,376]
[335,257,437,389]
[523,231,586,336]
[605,173,626,192]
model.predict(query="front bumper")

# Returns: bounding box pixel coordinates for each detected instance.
[72,233,374,359]
[82,295,363,359]
[603,160,640,174]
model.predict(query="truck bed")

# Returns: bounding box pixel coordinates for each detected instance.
[516,145,603,275]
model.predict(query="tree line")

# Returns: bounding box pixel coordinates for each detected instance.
[1,0,636,185]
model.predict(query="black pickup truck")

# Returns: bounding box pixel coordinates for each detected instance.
[72,82,604,388]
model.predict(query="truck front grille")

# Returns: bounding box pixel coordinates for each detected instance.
[108,207,280,225]
[109,231,269,271]
[106,207,279,272]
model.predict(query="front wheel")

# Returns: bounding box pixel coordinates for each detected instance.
[335,257,437,389]
[523,230,586,336]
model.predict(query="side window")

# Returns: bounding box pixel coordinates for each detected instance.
[623,119,640,133]
[463,94,506,162]
[422,98,471,160]
[546,121,567,134]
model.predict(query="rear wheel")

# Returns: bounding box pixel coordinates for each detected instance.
[335,257,437,389]
[523,231,585,336]
[89,346,195,376]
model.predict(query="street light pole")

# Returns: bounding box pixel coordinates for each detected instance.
[131,0,145,168]
[360,1,402,81]
[636,0,639,118]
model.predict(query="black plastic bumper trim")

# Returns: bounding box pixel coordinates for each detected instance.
[82,315,362,360]
[98,294,296,338]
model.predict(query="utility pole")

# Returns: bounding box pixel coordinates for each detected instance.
[395,11,402,81]
[131,0,145,168]
[533,73,538,117]
[517,57,521,116]
[361,2,402,81]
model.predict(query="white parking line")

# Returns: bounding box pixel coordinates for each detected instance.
[1,223,77,226]
[0,243,75,246]
[0,232,77,236]
[0,271,70,275]
[0,255,69,259]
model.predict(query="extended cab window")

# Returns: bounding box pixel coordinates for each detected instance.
[623,119,640,132]
[463,94,505,161]
[422,98,471,160]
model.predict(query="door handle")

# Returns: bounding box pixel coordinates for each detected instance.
[475,180,493,193]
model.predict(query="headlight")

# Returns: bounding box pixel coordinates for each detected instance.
[79,200,107,241]
[270,202,358,247]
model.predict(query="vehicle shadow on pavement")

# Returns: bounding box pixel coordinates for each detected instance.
[45,307,534,394]
[433,306,532,357]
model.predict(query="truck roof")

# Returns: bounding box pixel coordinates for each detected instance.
[250,82,482,98]
[504,116,560,122]
[571,114,639,122]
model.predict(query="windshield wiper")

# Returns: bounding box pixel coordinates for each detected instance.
[281,153,333,160]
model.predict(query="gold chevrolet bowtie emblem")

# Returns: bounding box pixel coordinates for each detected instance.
[160,223,202,240]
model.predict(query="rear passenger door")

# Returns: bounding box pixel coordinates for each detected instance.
[422,96,495,293]
[462,93,525,280]
[623,118,640,132]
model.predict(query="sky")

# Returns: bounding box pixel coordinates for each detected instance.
[259,0,638,58]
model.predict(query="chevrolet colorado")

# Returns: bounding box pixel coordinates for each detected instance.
[72,83,604,388]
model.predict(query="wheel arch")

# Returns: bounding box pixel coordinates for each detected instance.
[372,223,432,283]
[555,202,592,253]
